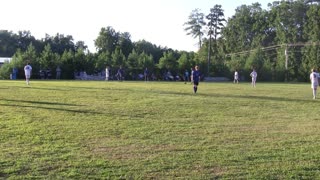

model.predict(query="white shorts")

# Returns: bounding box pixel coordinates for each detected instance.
[311,84,318,89]
[25,74,31,79]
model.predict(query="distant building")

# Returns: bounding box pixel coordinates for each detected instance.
[0,57,12,67]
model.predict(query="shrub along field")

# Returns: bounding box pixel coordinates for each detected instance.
[0,80,319,179]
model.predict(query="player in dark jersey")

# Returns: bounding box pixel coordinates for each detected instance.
[192,65,200,93]
[117,66,124,81]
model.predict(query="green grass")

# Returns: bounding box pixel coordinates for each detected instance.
[1,80,320,179]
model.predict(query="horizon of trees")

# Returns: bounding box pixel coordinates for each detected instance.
[1,0,320,82]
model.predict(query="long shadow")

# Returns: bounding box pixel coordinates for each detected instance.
[0,103,102,114]
[12,83,317,104]
[64,85,317,104]
[20,86,70,92]
[151,90,318,103]
[20,86,114,93]
[207,92,317,103]
[0,98,83,106]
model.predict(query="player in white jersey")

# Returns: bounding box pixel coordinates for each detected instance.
[24,63,32,85]
[250,68,257,87]
[234,70,239,83]
[310,68,319,99]
[105,66,109,81]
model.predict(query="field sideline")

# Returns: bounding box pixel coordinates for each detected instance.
[1,80,320,179]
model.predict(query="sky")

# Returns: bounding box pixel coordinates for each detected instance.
[2,0,270,53]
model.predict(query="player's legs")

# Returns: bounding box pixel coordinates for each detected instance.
[25,75,30,85]
[193,81,199,93]
[252,78,256,87]
[313,87,317,99]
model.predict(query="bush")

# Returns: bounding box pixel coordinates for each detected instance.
[0,63,12,79]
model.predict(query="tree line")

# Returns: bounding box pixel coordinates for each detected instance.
[0,28,198,80]
[187,0,320,81]
[1,0,320,82]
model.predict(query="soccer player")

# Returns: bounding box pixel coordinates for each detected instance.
[310,68,319,99]
[184,69,189,84]
[105,66,109,81]
[117,66,124,81]
[144,67,149,82]
[190,67,194,84]
[192,65,201,93]
[24,62,32,85]
[56,66,61,79]
[250,68,257,87]
[234,69,239,83]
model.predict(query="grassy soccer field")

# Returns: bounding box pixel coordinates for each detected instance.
[0,80,319,179]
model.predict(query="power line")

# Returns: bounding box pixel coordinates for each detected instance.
[225,42,320,57]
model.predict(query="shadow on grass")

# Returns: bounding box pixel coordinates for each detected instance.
[11,84,317,104]
[228,94,315,103]
[0,98,83,106]
[61,85,316,104]
[0,103,101,114]
[207,93,317,103]
[151,90,318,103]
[20,86,111,93]
[20,86,70,91]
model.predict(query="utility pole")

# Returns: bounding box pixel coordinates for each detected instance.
[207,33,211,76]
[285,44,288,82]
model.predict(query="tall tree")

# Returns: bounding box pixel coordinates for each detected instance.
[269,0,307,81]
[39,44,60,70]
[184,8,206,49]
[75,41,88,51]
[119,32,133,58]
[94,26,119,53]
[126,49,139,70]
[96,51,112,71]
[60,49,75,79]
[43,33,76,54]
[16,31,39,52]
[177,52,192,73]
[0,30,17,57]
[138,52,154,70]
[133,40,164,64]
[111,46,126,67]
[206,4,226,75]
[158,51,178,71]
[301,4,320,80]
[74,48,87,72]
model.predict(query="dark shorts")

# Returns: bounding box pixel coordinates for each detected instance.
[193,81,199,86]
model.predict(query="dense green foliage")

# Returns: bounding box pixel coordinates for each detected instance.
[222,0,320,81]
[1,0,320,81]
[1,80,320,179]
